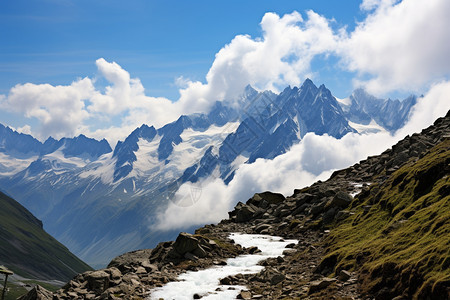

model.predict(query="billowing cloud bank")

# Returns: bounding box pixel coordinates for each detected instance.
[1,0,449,144]
[156,81,450,230]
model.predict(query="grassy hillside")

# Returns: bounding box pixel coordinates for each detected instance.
[0,191,93,281]
[322,139,450,299]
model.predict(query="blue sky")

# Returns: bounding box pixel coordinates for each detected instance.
[0,0,449,143]
[0,0,362,98]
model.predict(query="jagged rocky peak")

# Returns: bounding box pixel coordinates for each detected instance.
[113,124,157,156]
[39,134,112,160]
[0,123,112,160]
[137,124,157,141]
[299,78,319,95]
[0,123,42,155]
[60,134,112,159]
[112,124,157,181]
[184,79,356,184]
[279,79,354,137]
[279,79,334,106]
[207,101,239,126]
[243,83,258,98]
[344,88,417,131]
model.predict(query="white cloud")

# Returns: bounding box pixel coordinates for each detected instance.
[360,0,399,11]
[155,132,388,231]
[156,80,450,231]
[396,80,450,136]
[17,125,32,135]
[0,59,184,143]
[1,78,93,140]
[178,10,339,110]
[340,0,450,95]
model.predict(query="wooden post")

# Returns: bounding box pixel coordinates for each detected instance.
[1,274,8,300]
[0,267,13,300]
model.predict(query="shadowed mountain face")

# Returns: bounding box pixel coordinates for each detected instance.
[0,80,416,267]
[182,79,356,184]
[0,191,92,281]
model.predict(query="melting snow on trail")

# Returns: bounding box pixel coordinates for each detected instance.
[149,233,297,300]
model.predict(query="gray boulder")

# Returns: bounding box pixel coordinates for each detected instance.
[173,232,199,254]
[329,191,353,208]
[256,191,285,205]
[86,270,110,293]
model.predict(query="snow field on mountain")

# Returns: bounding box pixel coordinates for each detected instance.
[77,152,116,185]
[0,152,37,175]
[348,120,386,134]
[170,122,240,171]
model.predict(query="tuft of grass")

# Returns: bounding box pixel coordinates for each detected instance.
[289,219,301,229]
[321,140,450,298]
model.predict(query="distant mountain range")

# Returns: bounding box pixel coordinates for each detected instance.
[0,79,416,267]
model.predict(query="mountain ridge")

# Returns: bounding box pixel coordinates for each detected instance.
[0,80,418,267]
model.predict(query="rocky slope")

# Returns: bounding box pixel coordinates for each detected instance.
[20,108,450,300]
[0,191,92,281]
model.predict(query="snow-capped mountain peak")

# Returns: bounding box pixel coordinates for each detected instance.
[0,80,418,267]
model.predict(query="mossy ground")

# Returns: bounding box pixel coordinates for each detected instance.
[1,282,28,300]
[322,139,450,298]
[1,280,59,300]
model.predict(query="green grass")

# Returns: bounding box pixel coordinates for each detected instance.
[321,140,450,298]
[0,192,93,281]
[1,279,60,300]
[1,282,28,300]
[22,280,60,292]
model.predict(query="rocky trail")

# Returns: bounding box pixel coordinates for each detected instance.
[19,112,450,299]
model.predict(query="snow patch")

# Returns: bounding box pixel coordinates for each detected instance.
[170,122,240,171]
[230,155,248,171]
[149,233,297,300]
[348,120,387,134]
[42,148,91,170]
[0,152,38,176]
[78,152,116,184]
[349,182,371,197]
[335,96,351,106]
[132,135,163,176]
